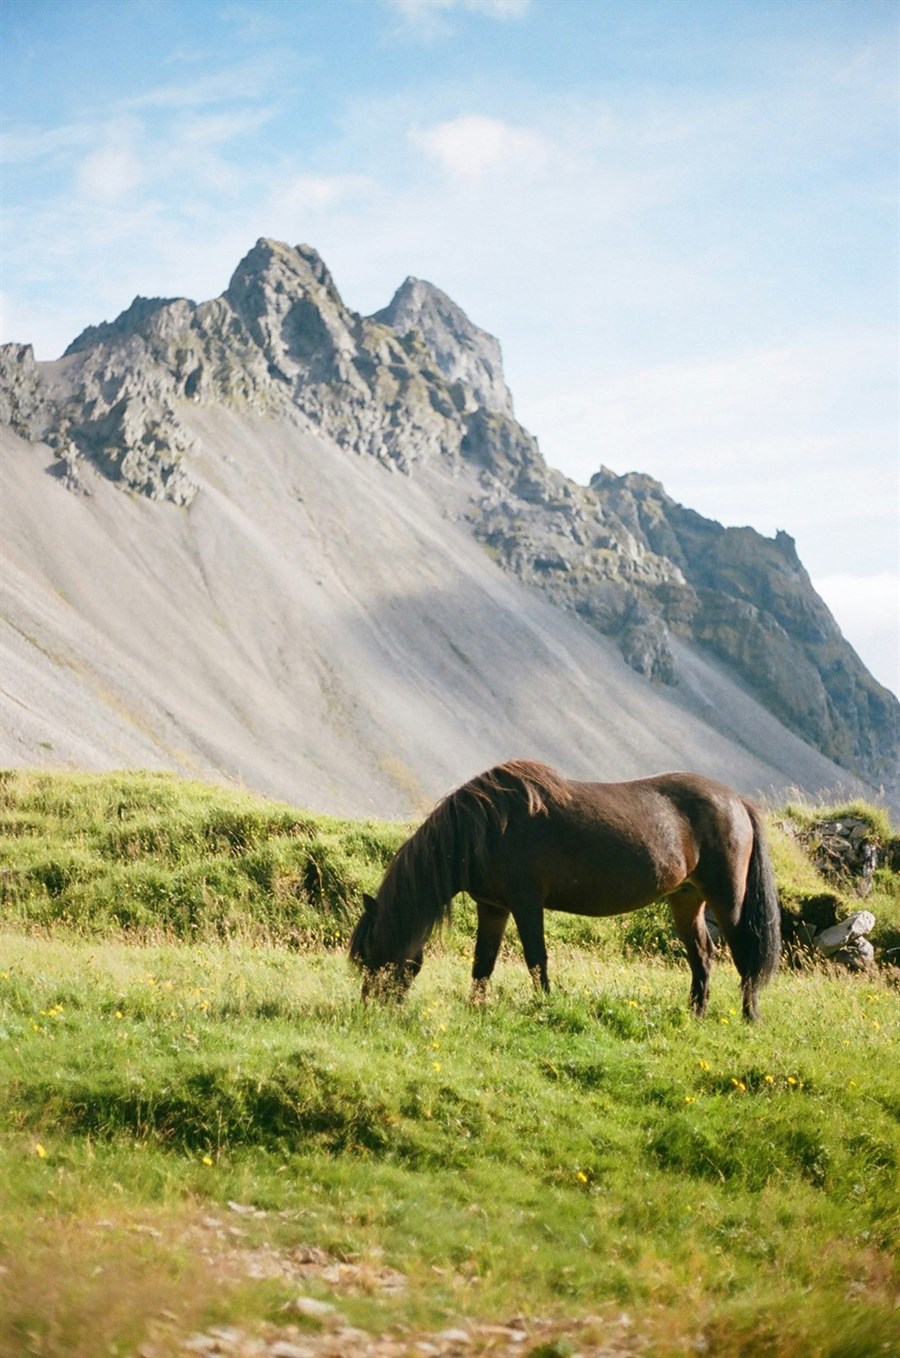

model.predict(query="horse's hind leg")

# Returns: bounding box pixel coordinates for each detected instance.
[698,857,760,1021]
[710,899,760,1021]
[470,901,510,1004]
[669,885,715,1017]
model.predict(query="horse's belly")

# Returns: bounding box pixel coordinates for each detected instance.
[543,861,673,916]
[535,824,692,915]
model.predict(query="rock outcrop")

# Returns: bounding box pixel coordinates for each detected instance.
[2,316,202,505]
[0,343,53,442]
[584,472,897,785]
[1,237,896,793]
[373,275,514,418]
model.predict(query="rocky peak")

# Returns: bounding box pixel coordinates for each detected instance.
[373,276,514,419]
[221,239,487,471]
[63,296,190,357]
[225,239,346,316]
[224,238,359,384]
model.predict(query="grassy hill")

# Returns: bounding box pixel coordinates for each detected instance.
[1,771,898,1358]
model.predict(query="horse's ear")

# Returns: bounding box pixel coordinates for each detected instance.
[363,893,377,916]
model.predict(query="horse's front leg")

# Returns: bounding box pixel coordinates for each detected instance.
[470,900,510,1004]
[511,892,550,993]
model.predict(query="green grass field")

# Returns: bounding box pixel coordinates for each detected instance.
[1,771,898,1358]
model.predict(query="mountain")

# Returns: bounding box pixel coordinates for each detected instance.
[1,237,895,815]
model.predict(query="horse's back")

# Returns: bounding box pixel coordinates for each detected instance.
[575,770,745,810]
[575,772,753,847]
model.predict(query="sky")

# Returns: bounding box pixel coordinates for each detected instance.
[2,0,898,695]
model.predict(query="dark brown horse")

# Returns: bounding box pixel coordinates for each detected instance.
[349,760,781,1020]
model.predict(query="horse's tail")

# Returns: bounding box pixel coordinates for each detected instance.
[733,801,781,995]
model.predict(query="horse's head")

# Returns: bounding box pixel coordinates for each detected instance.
[348,893,421,1002]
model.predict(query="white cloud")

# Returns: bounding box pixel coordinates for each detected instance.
[0,121,92,165]
[121,57,285,111]
[813,573,900,697]
[271,173,379,215]
[388,0,529,28]
[475,0,529,11]
[218,3,290,42]
[76,146,143,203]
[178,109,275,150]
[410,114,549,179]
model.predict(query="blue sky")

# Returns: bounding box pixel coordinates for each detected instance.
[2,0,898,695]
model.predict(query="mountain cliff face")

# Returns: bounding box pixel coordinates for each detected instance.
[470,458,896,785]
[1,237,896,801]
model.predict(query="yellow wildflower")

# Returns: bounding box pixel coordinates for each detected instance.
[34,1143,47,1159]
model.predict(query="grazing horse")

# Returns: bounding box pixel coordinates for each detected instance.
[349,760,781,1020]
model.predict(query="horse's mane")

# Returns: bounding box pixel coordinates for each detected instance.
[356,761,572,965]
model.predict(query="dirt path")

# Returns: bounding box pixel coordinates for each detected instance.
[145,1207,644,1358]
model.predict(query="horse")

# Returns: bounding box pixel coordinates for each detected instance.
[349,760,781,1021]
